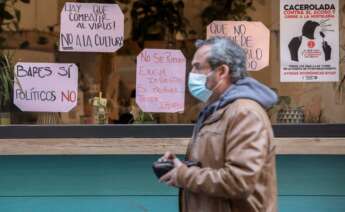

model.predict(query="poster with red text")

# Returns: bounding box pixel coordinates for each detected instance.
[14,63,78,112]
[280,0,339,82]
[136,49,186,113]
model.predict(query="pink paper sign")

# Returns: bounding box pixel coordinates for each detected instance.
[13,63,78,112]
[59,2,124,52]
[136,49,186,113]
[207,21,270,71]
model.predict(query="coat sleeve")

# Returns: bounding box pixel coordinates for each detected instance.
[176,108,269,199]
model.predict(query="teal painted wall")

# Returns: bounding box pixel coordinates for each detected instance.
[0,155,344,212]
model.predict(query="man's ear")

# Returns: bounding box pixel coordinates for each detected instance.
[217,64,230,79]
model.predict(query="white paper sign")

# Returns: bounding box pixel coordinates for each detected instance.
[14,63,78,112]
[136,49,186,113]
[280,0,339,82]
[59,2,124,52]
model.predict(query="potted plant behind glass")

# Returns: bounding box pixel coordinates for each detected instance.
[201,0,254,27]
[271,95,305,124]
[276,96,305,124]
[0,51,15,125]
[129,91,156,124]
[130,0,188,48]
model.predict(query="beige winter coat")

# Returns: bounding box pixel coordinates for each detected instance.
[176,99,277,212]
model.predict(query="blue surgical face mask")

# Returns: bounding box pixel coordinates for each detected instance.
[188,72,213,102]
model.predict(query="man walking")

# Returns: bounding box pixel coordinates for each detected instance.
[160,36,278,212]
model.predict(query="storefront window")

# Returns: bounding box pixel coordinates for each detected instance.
[0,0,344,125]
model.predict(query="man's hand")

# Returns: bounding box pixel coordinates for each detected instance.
[158,151,175,162]
[159,151,184,187]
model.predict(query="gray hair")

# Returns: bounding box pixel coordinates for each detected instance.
[195,36,247,82]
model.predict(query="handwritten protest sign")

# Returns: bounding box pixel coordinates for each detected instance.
[207,21,270,71]
[136,49,186,113]
[13,63,78,112]
[59,2,124,52]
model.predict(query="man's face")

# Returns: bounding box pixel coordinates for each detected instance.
[191,45,218,89]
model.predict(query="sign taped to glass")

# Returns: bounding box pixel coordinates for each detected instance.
[13,63,78,112]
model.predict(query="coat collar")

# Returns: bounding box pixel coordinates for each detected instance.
[202,106,227,126]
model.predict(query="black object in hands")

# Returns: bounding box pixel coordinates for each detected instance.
[152,160,201,179]
[152,160,174,179]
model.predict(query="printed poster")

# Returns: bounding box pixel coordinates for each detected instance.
[280,0,339,82]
